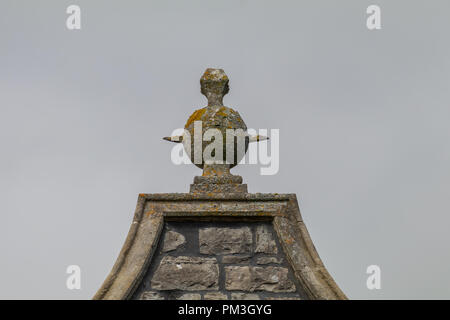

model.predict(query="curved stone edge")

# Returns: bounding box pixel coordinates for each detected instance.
[93,195,164,300]
[273,194,347,300]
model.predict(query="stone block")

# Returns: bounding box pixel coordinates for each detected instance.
[204,292,228,300]
[177,293,202,300]
[151,256,219,291]
[199,227,252,255]
[255,225,278,254]
[225,266,296,293]
[162,230,186,252]
[231,293,260,300]
[222,255,251,264]
[256,257,283,265]
[140,291,165,300]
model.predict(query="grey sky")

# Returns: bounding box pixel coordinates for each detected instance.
[1,0,449,299]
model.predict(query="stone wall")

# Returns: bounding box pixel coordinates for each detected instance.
[131,221,306,300]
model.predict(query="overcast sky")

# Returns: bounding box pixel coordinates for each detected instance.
[1,0,450,299]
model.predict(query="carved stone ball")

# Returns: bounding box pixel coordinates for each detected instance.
[183,105,248,169]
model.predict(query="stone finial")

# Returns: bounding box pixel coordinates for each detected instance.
[200,68,229,107]
[163,68,268,193]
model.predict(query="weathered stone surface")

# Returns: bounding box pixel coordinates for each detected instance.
[177,293,202,300]
[151,256,219,291]
[162,230,186,252]
[204,292,228,300]
[266,296,302,300]
[256,257,283,265]
[222,255,251,264]
[255,225,278,254]
[199,227,252,255]
[231,293,260,300]
[225,266,296,293]
[140,291,165,300]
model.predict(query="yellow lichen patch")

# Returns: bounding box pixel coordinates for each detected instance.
[216,106,229,118]
[185,108,206,128]
[285,237,294,245]
[201,69,228,81]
